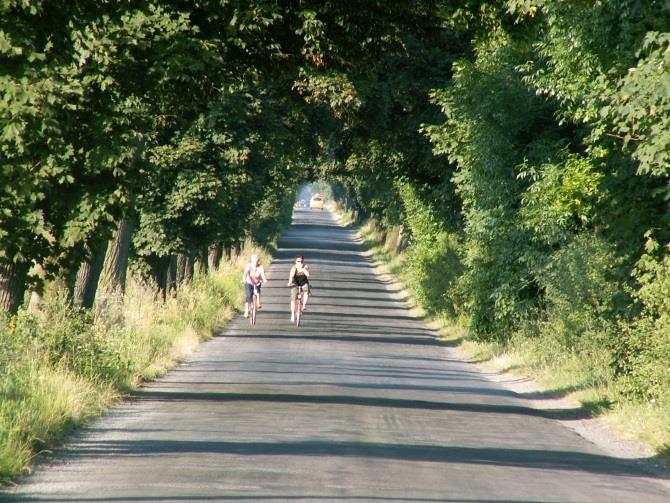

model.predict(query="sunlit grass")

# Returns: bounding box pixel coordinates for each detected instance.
[0,359,114,482]
[607,402,670,463]
[329,202,357,227]
[0,241,266,484]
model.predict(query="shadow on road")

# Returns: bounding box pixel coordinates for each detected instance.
[16,436,663,480]
[2,495,558,502]
[130,390,592,421]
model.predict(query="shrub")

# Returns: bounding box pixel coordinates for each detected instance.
[615,236,670,405]
[9,293,128,386]
[403,231,463,317]
[539,233,626,350]
[396,181,463,317]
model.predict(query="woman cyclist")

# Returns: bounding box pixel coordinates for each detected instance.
[242,254,267,318]
[288,254,310,322]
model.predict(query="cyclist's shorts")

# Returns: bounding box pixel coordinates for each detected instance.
[290,284,309,302]
[245,283,261,303]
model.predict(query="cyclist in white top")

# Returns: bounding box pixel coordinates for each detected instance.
[242,254,267,318]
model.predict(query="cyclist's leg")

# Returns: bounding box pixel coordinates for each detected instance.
[290,286,297,321]
[256,284,262,309]
[295,292,302,325]
[244,283,253,317]
[301,284,309,309]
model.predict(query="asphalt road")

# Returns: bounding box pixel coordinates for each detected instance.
[4,209,670,502]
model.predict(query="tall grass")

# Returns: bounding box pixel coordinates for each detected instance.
[0,243,264,484]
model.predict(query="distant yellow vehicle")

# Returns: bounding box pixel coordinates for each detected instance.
[310,194,324,209]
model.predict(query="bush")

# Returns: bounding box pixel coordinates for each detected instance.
[403,231,463,317]
[615,237,670,405]
[7,294,127,386]
[539,233,626,351]
[395,181,464,317]
[514,234,623,386]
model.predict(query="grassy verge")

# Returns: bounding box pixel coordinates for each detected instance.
[337,206,670,465]
[0,242,268,484]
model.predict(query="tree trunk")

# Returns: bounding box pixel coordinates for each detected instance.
[166,255,178,295]
[395,224,405,254]
[0,260,29,315]
[73,240,108,308]
[208,243,222,272]
[196,248,208,276]
[176,253,187,285]
[98,218,134,296]
[176,253,194,285]
[27,290,42,313]
[185,254,195,283]
[146,254,170,302]
[232,241,241,260]
[26,263,47,314]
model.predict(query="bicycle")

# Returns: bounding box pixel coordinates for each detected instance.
[249,284,261,326]
[290,284,307,327]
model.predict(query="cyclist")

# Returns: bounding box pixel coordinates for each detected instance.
[288,254,310,322]
[242,254,267,318]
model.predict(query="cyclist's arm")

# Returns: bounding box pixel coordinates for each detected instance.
[287,266,295,285]
[260,266,268,283]
[242,264,250,283]
[303,265,310,278]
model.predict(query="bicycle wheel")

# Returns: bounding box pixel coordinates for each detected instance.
[250,295,257,326]
[295,295,302,327]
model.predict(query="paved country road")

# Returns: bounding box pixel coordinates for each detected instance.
[4,209,670,502]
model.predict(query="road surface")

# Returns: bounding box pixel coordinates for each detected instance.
[4,209,670,502]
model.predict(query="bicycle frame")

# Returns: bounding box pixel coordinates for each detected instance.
[249,285,260,326]
[295,288,303,327]
[291,284,306,327]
